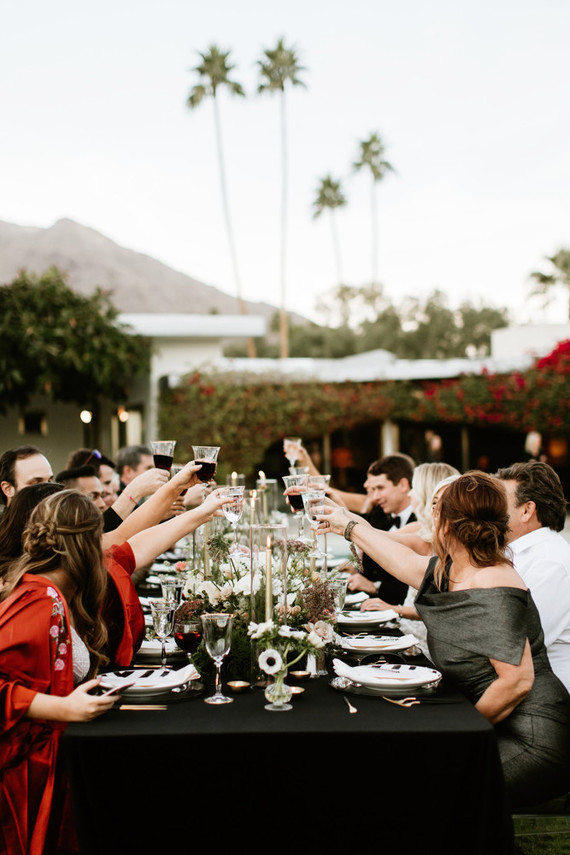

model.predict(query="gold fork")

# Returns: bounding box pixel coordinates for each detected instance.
[381,696,420,708]
[343,695,358,714]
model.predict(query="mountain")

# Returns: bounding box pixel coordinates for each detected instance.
[0,218,300,321]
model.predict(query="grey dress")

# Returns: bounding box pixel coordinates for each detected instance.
[415,557,570,808]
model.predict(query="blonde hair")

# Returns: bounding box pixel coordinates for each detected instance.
[2,489,108,674]
[411,462,460,540]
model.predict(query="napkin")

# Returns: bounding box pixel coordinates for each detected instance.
[101,663,200,692]
[338,609,398,623]
[332,659,414,683]
[345,634,418,650]
[139,637,178,653]
[344,591,368,605]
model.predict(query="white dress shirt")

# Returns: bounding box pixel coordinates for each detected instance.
[508,526,570,692]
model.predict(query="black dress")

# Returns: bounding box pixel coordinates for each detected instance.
[415,557,570,808]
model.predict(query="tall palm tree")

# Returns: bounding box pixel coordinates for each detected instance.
[312,175,347,287]
[187,46,256,358]
[353,132,394,286]
[257,38,306,359]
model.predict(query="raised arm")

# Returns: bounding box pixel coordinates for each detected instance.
[317,500,429,590]
[101,463,203,548]
[126,488,227,569]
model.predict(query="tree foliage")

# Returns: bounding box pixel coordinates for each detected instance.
[530,249,570,317]
[0,268,149,413]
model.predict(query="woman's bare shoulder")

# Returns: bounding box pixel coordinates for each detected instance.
[472,564,527,591]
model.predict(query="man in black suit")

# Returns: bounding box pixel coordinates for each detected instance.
[347,454,415,604]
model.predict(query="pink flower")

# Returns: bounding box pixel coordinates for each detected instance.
[54,659,65,671]
[58,643,68,655]
[49,625,60,638]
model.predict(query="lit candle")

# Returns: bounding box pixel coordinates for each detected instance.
[231,470,237,486]
[265,535,273,621]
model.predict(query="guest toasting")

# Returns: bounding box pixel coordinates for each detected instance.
[317,471,570,808]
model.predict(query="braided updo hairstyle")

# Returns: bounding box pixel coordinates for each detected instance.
[432,471,512,589]
[2,489,108,674]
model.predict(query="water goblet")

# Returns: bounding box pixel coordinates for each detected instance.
[289,466,310,476]
[283,437,302,467]
[329,577,349,619]
[201,613,234,704]
[302,490,326,559]
[151,440,176,473]
[221,486,245,547]
[149,599,174,668]
[282,474,309,539]
[192,445,221,486]
[161,577,184,606]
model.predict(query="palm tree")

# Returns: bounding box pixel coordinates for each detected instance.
[257,38,306,358]
[312,175,347,287]
[353,132,394,285]
[530,249,570,318]
[187,46,256,358]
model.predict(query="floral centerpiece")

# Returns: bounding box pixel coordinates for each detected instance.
[248,619,326,711]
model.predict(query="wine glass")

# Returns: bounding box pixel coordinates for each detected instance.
[192,445,221,483]
[151,440,176,473]
[329,578,349,619]
[221,486,245,547]
[201,613,234,705]
[149,599,174,668]
[283,437,302,467]
[282,474,309,539]
[302,490,326,559]
[289,466,310,476]
[173,618,203,664]
[161,578,184,606]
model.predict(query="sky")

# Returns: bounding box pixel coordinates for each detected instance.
[2,0,569,325]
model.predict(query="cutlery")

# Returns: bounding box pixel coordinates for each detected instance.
[343,696,358,714]
[382,696,420,707]
[119,704,168,711]
[381,696,461,706]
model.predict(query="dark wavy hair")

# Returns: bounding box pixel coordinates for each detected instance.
[2,489,108,674]
[496,461,567,532]
[0,482,65,581]
[432,470,512,589]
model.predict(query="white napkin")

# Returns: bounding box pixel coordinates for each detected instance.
[345,634,418,650]
[139,637,178,653]
[101,663,200,692]
[332,658,414,683]
[338,609,398,623]
[344,592,368,605]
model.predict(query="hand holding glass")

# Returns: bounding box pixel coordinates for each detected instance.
[283,437,302,466]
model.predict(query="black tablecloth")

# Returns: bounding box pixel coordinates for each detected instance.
[63,675,513,855]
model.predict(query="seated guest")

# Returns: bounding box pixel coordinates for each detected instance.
[0,445,53,506]
[116,444,154,492]
[0,491,118,855]
[56,465,107,512]
[346,454,416,603]
[496,461,570,692]
[0,482,65,581]
[66,448,118,504]
[319,471,570,808]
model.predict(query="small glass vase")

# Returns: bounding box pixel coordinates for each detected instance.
[307,648,328,678]
[264,671,293,711]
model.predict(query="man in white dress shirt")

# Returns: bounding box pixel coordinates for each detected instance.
[497,460,570,692]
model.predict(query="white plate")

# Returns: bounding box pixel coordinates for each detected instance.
[339,634,418,653]
[100,663,200,697]
[337,609,398,626]
[332,658,441,689]
[138,637,179,655]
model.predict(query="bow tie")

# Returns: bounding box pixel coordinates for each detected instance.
[390,515,401,528]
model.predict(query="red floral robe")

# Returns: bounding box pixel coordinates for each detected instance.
[0,575,75,855]
[104,542,145,666]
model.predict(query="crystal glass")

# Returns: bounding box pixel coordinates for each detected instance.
[289,466,310,476]
[308,474,331,490]
[221,485,245,546]
[302,490,326,559]
[282,474,309,539]
[151,440,176,472]
[161,577,184,606]
[283,437,302,466]
[192,445,221,483]
[329,577,349,618]
[149,599,174,668]
[201,613,234,704]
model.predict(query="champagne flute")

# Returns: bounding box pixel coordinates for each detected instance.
[151,440,176,472]
[283,437,302,467]
[302,490,326,559]
[149,599,174,669]
[221,486,245,548]
[201,613,234,704]
[308,475,332,568]
[282,474,309,539]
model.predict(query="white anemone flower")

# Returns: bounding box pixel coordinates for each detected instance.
[278,626,305,640]
[258,648,283,675]
[248,620,275,639]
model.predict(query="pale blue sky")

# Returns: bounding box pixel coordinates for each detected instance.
[1,0,569,322]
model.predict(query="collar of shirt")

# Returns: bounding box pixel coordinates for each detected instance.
[391,504,414,529]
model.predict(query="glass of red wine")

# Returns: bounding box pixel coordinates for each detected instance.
[151,440,176,472]
[282,474,310,540]
[173,618,203,665]
[191,446,221,483]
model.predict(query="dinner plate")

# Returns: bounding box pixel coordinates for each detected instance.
[338,634,418,654]
[332,658,441,690]
[330,675,444,700]
[336,609,398,627]
[100,663,200,697]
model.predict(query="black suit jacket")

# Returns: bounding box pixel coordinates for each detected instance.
[361,506,416,605]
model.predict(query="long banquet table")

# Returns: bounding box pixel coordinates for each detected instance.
[64,670,514,854]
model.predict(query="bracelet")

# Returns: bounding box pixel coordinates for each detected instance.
[343,520,359,542]
[127,494,137,505]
